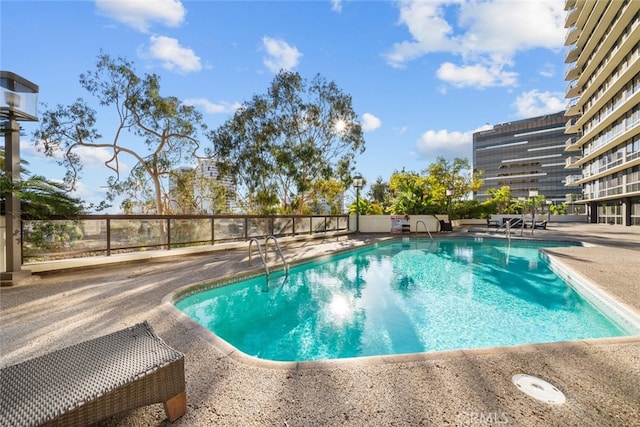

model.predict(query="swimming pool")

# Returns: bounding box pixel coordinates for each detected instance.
[176,238,639,362]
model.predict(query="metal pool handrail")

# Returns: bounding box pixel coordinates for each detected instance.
[248,238,269,276]
[265,235,289,275]
[495,221,512,241]
[415,220,434,241]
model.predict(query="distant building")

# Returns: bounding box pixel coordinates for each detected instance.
[195,159,237,213]
[168,166,195,213]
[563,0,640,225]
[473,112,582,204]
[168,160,237,214]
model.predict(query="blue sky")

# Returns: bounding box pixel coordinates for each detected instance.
[2,0,568,211]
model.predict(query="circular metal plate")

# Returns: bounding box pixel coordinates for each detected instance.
[512,374,566,404]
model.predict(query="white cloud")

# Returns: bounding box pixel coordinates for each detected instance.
[418,129,472,150]
[513,90,565,118]
[456,0,565,54]
[262,36,302,73]
[385,0,565,89]
[183,98,241,114]
[62,179,92,199]
[361,113,382,132]
[331,0,342,13]
[21,140,48,159]
[436,61,517,88]
[76,146,125,169]
[95,0,186,33]
[144,35,202,73]
[24,140,118,170]
[538,63,555,78]
[385,0,457,67]
[416,124,492,160]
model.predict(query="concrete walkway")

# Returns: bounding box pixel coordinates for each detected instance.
[1,223,639,426]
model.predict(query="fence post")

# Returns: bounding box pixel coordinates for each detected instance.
[106,218,111,256]
[167,218,171,250]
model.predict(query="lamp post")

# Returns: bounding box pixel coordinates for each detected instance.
[1,71,39,285]
[529,190,538,235]
[353,175,363,233]
[445,189,453,222]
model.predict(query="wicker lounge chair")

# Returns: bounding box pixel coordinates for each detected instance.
[0,321,186,426]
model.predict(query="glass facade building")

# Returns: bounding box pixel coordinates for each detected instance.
[473,112,582,204]
[564,0,640,225]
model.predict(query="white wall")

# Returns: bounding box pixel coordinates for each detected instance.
[349,214,589,233]
[350,215,446,233]
[488,214,588,223]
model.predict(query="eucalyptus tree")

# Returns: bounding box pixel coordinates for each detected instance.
[164,167,233,215]
[33,53,206,215]
[207,70,365,214]
[307,178,346,214]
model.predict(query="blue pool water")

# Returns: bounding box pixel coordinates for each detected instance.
[176,239,633,362]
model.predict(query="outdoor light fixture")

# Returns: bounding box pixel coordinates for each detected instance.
[529,190,538,235]
[1,71,39,285]
[353,175,363,233]
[446,189,453,221]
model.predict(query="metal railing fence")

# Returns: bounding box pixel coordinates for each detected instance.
[21,214,349,262]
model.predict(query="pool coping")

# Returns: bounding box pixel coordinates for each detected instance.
[162,237,640,370]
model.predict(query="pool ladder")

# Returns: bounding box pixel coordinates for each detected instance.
[248,236,289,285]
[415,220,434,241]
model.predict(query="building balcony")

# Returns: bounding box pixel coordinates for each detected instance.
[565,5,579,27]
[564,0,577,11]
[564,175,583,187]
[565,192,584,203]
[564,134,581,151]
[565,135,581,152]
[565,44,580,64]
[565,26,579,46]
[565,117,580,133]
[566,79,580,98]
[565,97,580,116]
[565,62,579,81]
[565,155,582,169]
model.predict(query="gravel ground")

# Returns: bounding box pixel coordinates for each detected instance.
[1,223,639,426]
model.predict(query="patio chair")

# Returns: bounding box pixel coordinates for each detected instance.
[508,217,524,228]
[0,321,186,426]
[439,219,453,232]
[534,220,548,230]
[487,218,500,228]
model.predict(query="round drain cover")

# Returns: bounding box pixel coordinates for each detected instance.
[512,374,566,404]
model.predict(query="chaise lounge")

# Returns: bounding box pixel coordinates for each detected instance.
[0,321,186,426]
[533,219,548,230]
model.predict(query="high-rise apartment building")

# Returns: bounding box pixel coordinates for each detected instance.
[473,112,581,204]
[563,0,640,225]
[195,158,237,213]
[168,160,237,213]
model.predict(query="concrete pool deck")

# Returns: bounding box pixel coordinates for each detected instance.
[1,223,639,426]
